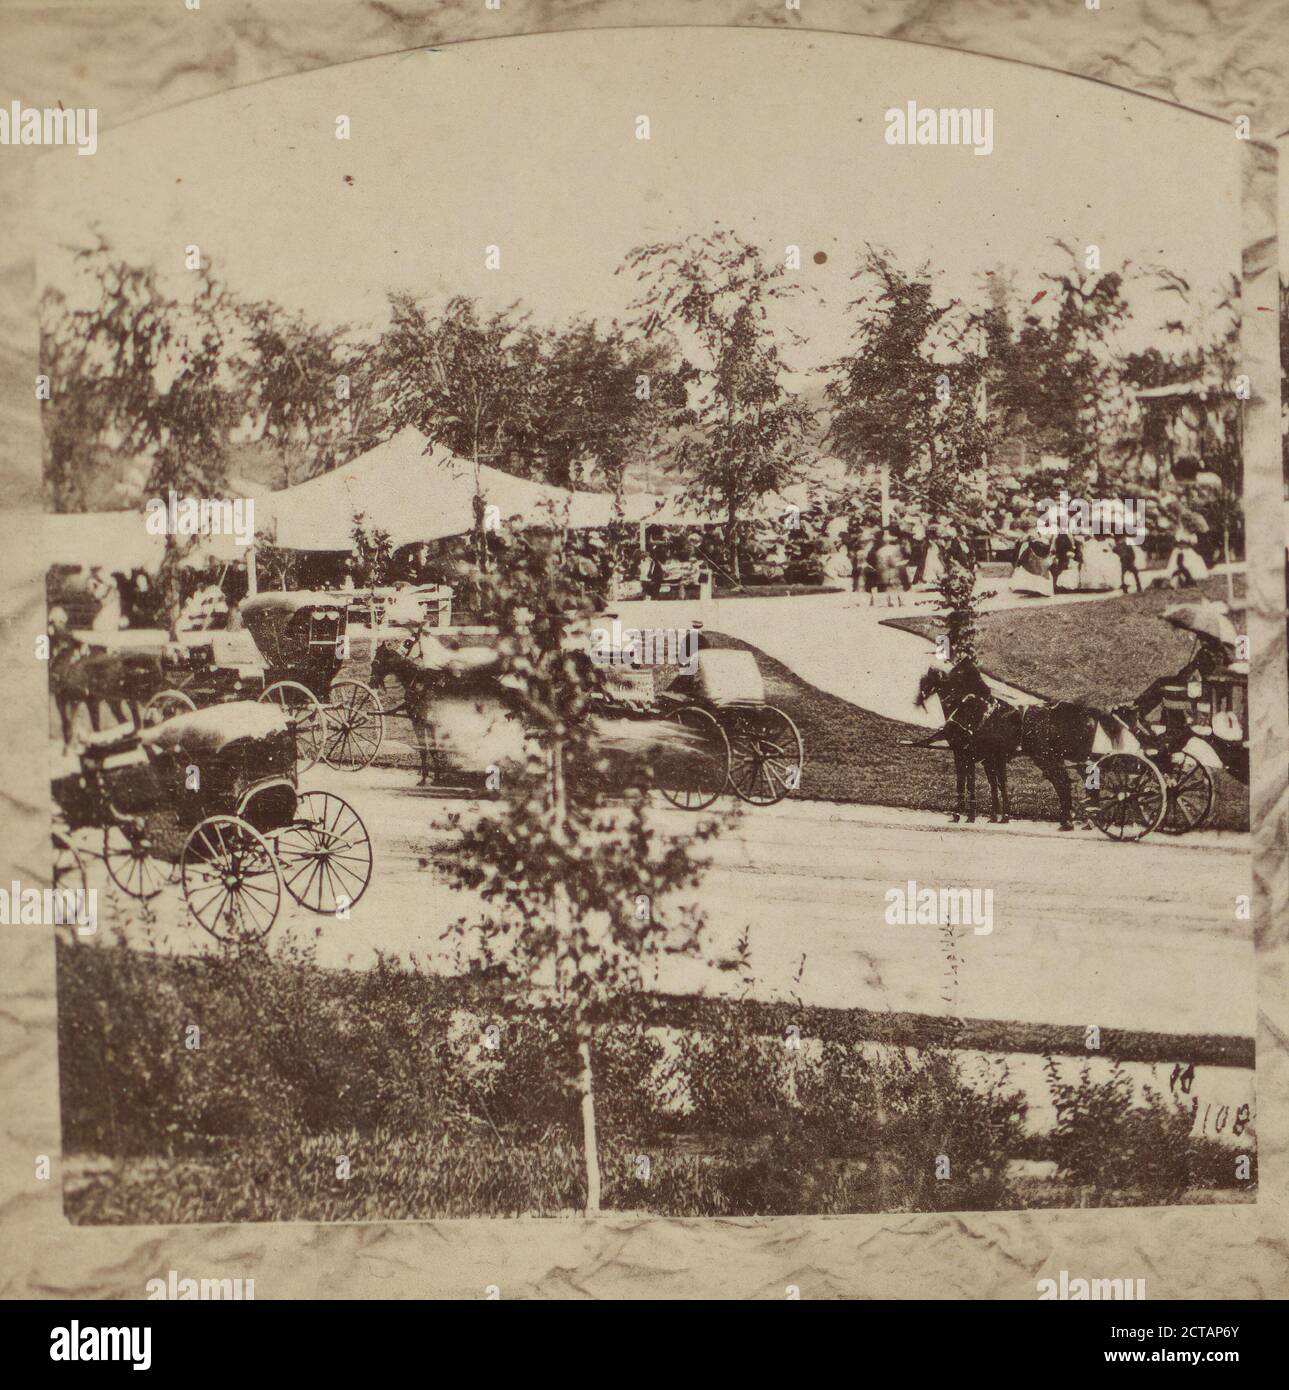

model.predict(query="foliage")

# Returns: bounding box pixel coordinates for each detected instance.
[58,932,1251,1220]
[235,298,372,484]
[348,511,394,587]
[1042,1056,1251,1204]
[827,245,991,518]
[377,293,540,470]
[622,229,814,576]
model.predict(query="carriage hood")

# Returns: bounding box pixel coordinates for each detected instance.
[140,700,290,756]
[241,591,348,668]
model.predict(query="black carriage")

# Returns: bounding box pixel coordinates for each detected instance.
[1115,665,1247,837]
[51,701,373,942]
[145,589,416,772]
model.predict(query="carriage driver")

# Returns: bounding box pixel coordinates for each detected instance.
[1132,632,1228,721]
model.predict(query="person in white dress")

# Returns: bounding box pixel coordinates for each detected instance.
[88,567,121,632]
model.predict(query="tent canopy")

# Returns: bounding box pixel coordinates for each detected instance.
[269,427,625,550]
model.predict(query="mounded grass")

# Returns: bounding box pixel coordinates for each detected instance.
[886,575,1245,707]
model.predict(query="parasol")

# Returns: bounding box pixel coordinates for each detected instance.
[1162,601,1238,650]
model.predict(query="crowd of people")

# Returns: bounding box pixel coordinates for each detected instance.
[52,480,1237,638]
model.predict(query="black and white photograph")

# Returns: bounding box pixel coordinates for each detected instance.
[0,0,1285,1326]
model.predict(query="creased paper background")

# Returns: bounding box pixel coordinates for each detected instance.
[0,0,1285,1299]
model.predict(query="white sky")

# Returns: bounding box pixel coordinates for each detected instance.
[39,28,1240,373]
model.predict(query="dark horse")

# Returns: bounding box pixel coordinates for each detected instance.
[913,656,1107,830]
[48,628,159,748]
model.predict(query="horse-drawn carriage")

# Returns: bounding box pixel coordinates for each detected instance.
[1115,667,1247,836]
[588,638,805,810]
[913,600,1247,842]
[139,587,446,772]
[352,595,805,809]
[51,701,373,942]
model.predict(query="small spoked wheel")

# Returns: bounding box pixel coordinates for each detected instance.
[657,706,730,811]
[325,679,385,771]
[142,687,197,727]
[1161,750,1216,835]
[725,704,804,806]
[258,681,326,774]
[181,814,281,944]
[103,824,169,900]
[274,790,373,915]
[1087,752,1167,842]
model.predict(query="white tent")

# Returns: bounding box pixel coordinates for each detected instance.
[46,472,276,572]
[269,427,621,550]
[270,428,475,550]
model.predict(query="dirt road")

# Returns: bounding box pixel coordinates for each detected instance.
[82,767,1252,1040]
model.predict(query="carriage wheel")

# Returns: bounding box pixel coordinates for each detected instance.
[324,679,385,771]
[103,824,170,900]
[258,681,325,774]
[1087,753,1167,842]
[726,704,804,806]
[181,814,281,944]
[142,687,197,727]
[273,790,373,915]
[53,829,87,897]
[657,706,730,811]
[1160,750,1216,835]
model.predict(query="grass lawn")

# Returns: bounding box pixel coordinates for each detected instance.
[885,575,1245,707]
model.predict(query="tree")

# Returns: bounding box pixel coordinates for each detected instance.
[349,513,393,587]
[621,229,813,579]
[438,521,722,1213]
[378,292,541,467]
[826,246,991,520]
[376,293,552,568]
[529,319,685,494]
[41,240,241,620]
[1024,240,1134,491]
[39,286,114,512]
[236,299,363,485]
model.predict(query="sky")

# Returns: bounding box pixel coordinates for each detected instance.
[38,27,1241,376]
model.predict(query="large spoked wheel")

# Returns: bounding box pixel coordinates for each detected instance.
[657,706,730,811]
[258,681,326,774]
[274,790,373,915]
[1087,752,1167,842]
[325,679,385,771]
[142,687,197,727]
[181,814,281,944]
[725,704,804,806]
[103,823,170,900]
[1160,750,1216,835]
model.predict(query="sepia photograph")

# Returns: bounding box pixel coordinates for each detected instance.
[34,27,1256,1227]
[0,0,1285,1330]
